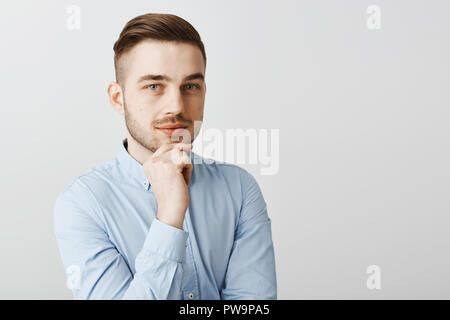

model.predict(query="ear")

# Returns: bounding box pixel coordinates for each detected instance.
[107,81,125,115]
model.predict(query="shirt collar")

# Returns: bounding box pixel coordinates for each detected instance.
[116,138,151,190]
[115,138,196,191]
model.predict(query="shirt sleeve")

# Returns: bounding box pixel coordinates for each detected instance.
[53,180,189,300]
[220,168,277,300]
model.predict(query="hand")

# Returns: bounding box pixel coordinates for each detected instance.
[143,143,193,230]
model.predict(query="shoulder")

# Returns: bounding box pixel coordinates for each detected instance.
[60,156,123,197]
[193,154,269,227]
[54,159,117,233]
[191,152,263,202]
[55,159,117,203]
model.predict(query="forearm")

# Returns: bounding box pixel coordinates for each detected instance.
[122,217,189,300]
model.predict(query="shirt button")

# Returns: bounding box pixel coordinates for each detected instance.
[188,292,194,299]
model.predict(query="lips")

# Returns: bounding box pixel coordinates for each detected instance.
[155,124,189,136]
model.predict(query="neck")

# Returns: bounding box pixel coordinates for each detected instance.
[125,132,154,165]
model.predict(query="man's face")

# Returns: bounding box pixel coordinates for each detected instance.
[119,40,206,153]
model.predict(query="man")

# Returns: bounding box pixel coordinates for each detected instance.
[54,13,277,300]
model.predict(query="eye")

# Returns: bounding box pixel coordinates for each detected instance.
[146,84,160,90]
[183,84,200,91]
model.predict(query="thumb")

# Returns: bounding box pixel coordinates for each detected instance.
[183,164,193,185]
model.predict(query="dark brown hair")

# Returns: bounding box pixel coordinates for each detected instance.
[113,13,206,84]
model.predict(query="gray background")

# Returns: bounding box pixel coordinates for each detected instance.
[0,0,449,299]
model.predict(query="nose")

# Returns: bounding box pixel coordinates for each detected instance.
[163,86,185,115]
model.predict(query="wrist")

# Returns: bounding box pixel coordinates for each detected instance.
[156,215,184,230]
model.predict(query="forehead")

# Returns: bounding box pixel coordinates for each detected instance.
[121,39,205,83]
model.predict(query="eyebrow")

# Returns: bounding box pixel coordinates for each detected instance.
[137,72,205,83]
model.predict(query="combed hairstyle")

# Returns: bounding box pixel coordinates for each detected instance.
[113,13,207,85]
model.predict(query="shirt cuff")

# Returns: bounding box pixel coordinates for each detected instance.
[142,217,189,263]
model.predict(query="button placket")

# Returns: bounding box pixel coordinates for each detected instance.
[180,207,199,300]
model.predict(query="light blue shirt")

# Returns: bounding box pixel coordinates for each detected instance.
[54,138,277,300]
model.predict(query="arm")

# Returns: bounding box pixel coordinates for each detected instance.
[54,181,188,300]
[220,169,277,300]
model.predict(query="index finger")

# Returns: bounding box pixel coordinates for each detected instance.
[152,142,192,158]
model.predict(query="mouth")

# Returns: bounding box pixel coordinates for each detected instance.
[155,124,189,136]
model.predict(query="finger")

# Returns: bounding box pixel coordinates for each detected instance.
[153,143,192,159]
[152,143,173,158]
[173,143,193,153]
[165,144,192,163]
[183,164,193,185]
[170,147,192,167]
